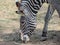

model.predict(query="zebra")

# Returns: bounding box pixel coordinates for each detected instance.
[15,0,60,42]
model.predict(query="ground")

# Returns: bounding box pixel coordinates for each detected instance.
[0,0,60,45]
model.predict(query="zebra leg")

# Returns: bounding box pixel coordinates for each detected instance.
[20,9,37,43]
[41,5,55,41]
[20,16,30,43]
[20,16,36,43]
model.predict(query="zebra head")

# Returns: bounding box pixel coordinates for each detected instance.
[15,0,24,14]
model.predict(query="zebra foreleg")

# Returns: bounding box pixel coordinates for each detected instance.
[41,5,55,41]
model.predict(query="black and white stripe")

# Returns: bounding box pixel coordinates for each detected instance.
[21,0,48,15]
[15,0,48,36]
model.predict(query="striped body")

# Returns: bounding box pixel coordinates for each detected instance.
[20,0,48,15]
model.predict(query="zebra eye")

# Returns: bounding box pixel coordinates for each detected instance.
[15,11,20,14]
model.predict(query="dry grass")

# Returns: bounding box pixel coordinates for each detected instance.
[0,0,60,45]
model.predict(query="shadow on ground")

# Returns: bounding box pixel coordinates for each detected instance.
[0,29,60,45]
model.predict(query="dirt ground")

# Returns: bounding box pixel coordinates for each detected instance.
[0,0,60,45]
[0,29,60,45]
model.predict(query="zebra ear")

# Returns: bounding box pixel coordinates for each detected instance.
[15,0,20,7]
[46,0,48,3]
[15,0,19,2]
[16,2,20,7]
